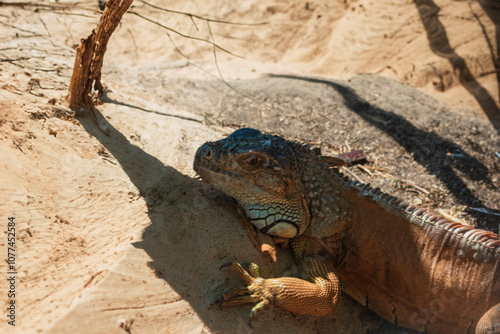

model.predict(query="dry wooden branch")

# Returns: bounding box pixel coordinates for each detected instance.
[67,0,133,111]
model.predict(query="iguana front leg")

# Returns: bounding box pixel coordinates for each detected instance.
[237,205,289,262]
[211,235,341,326]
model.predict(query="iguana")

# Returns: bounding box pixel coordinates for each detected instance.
[193,128,500,334]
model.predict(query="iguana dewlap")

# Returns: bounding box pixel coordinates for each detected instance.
[193,128,500,333]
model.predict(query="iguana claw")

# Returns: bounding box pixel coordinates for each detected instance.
[210,262,269,325]
[218,262,235,271]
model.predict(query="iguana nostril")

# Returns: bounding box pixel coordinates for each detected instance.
[194,144,213,166]
[205,148,212,159]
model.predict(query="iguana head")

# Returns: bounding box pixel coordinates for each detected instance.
[194,128,312,238]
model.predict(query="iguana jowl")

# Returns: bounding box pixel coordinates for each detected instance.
[193,128,500,333]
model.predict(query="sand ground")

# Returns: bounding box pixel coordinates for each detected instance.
[0,1,499,333]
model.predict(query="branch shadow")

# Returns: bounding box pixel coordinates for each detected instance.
[413,0,500,134]
[100,92,203,123]
[269,74,496,223]
[478,0,500,101]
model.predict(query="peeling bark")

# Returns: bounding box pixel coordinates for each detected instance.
[68,0,134,112]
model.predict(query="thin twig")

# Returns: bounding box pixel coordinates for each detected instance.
[207,21,223,80]
[206,21,257,101]
[468,207,500,216]
[164,29,255,102]
[378,170,430,195]
[126,28,138,59]
[1,1,101,15]
[64,20,75,43]
[39,18,57,47]
[0,57,28,62]
[479,69,500,77]
[0,2,86,9]
[401,179,430,195]
[341,167,365,184]
[357,164,373,176]
[166,32,232,80]
[35,9,99,18]
[189,15,199,31]
[129,11,244,59]
[437,209,468,225]
[139,0,267,26]
[19,47,74,57]
[0,57,60,72]
[0,20,42,35]
[469,2,498,69]
[165,31,191,61]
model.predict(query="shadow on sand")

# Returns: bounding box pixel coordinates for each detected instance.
[77,107,302,333]
[77,108,224,330]
[478,0,500,102]
[413,0,500,134]
[269,74,497,226]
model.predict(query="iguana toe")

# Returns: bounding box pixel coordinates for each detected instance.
[211,262,273,325]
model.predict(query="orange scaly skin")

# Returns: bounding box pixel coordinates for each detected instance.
[194,128,500,333]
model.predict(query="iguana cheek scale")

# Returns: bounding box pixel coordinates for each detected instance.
[193,128,500,333]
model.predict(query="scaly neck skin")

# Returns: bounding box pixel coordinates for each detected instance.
[297,152,355,239]
[299,152,500,259]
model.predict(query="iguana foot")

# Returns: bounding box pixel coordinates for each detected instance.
[211,256,341,326]
[210,262,270,327]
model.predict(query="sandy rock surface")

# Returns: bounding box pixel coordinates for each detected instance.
[0,1,499,333]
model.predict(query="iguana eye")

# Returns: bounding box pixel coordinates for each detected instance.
[245,156,260,166]
[238,153,265,169]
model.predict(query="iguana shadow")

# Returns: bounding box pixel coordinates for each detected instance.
[77,108,241,333]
